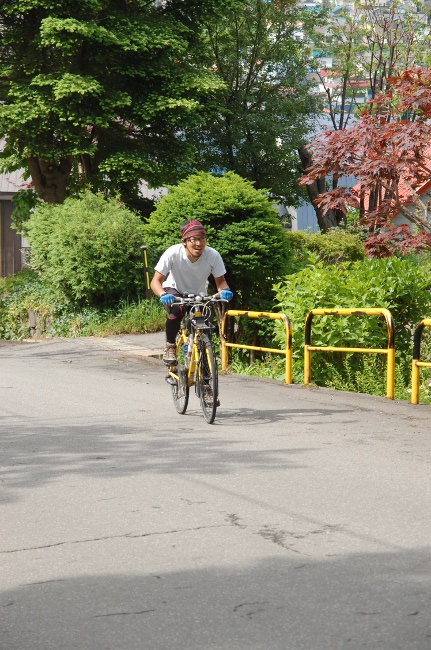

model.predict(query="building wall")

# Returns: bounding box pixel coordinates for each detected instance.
[289,174,357,232]
[0,199,22,277]
[392,189,431,228]
[0,170,26,277]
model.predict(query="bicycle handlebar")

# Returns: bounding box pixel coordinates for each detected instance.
[172,293,228,304]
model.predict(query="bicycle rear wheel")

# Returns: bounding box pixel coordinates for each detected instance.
[197,334,218,424]
[171,337,189,414]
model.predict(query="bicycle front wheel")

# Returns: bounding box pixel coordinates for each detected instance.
[197,334,218,424]
[171,365,189,414]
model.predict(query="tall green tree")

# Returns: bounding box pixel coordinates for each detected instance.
[189,0,323,205]
[0,0,242,207]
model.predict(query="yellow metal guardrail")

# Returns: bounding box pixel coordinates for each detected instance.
[221,310,293,384]
[411,319,431,404]
[304,308,395,399]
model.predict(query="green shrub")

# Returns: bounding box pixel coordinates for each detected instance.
[285,229,365,273]
[142,171,290,310]
[274,256,431,386]
[26,191,145,305]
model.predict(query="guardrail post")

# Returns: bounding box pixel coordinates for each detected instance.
[221,314,229,371]
[303,308,395,399]
[304,311,313,385]
[411,319,431,404]
[411,359,420,405]
[221,310,292,384]
[387,347,395,400]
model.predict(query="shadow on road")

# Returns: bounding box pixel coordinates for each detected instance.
[217,406,353,425]
[0,413,320,502]
[1,548,430,650]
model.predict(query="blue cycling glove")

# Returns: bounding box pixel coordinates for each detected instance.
[220,289,233,301]
[160,293,175,306]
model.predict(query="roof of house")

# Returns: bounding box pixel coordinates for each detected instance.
[351,142,431,209]
[352,175,431,207]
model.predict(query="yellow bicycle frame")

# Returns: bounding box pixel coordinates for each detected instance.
[168,324,204,388]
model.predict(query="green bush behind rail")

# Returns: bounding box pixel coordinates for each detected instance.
[285,229,365,272]
[274,255,431,385]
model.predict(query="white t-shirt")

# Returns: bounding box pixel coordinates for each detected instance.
[155,243,226,295]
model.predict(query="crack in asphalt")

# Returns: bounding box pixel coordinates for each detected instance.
[0,524,227,554]
[225,513,344,555]
[226,513,246,528]
[22,578,67,587]
[94,610,156,618]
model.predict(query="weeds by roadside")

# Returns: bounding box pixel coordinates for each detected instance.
[0,269,165,339]
[228,349,431,404]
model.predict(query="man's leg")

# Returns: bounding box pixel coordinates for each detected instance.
[162,288,183,364]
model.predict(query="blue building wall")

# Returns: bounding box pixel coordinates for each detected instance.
[293,175,357,232]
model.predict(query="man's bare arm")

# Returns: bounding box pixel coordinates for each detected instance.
[150,271,167,298]
[214,275,230,293]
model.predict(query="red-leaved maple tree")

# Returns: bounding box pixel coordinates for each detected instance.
[300,68,431,256]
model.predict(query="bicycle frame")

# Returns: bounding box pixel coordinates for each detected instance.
[169,296,217,387]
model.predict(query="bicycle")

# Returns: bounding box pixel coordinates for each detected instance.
[166,294,227,424]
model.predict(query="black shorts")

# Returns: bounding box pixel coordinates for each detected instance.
[163,287,184,320]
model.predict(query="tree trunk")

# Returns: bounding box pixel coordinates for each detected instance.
[27,156,74,204]
[298,146,346,232]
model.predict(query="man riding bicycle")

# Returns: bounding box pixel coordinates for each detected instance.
[150,220,233,364]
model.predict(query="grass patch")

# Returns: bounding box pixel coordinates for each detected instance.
[228,348,431,403]
[325,354,431,404]
[90,300,166,336]
[229,349,288,382]
[0,269,165,339]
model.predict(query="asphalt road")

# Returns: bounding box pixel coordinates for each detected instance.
[1,334,431,650]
